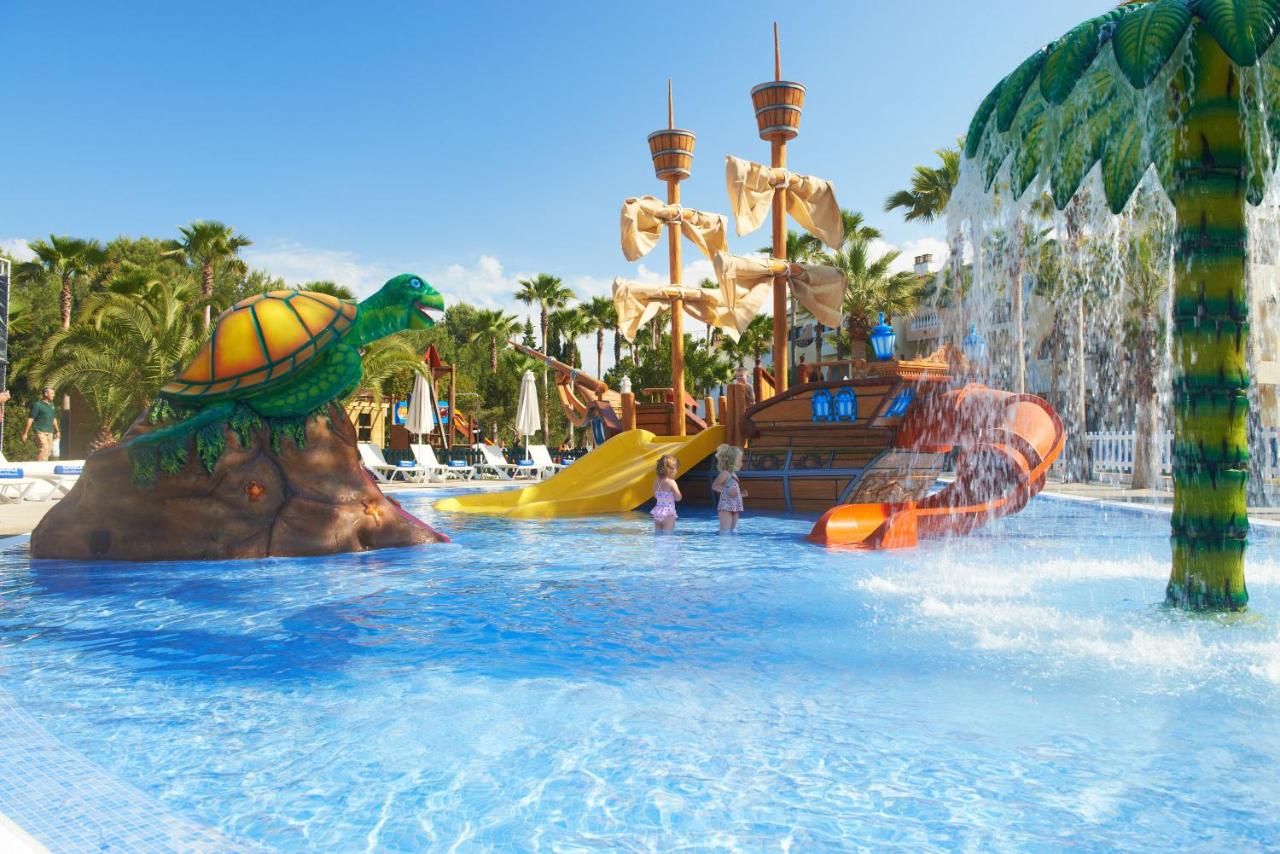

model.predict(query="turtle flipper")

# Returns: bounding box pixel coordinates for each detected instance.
[127,400,237,483]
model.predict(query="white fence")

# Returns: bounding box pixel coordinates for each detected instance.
[1085,430,1280,480]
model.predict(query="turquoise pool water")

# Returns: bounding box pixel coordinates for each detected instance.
[1,494,1278,850]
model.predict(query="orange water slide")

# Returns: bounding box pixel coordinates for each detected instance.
[808,384,1065,548]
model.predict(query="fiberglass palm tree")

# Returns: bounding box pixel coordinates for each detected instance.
[962,0,1280,610]
[515,274,574,439]
[19,235,106,330]
[165,220,252,329]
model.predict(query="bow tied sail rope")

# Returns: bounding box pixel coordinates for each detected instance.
[611,278,770,344]
[711,252,845,331]
[620,196,729,262]
[724,155,844,250]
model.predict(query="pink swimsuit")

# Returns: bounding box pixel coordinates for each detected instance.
[651,488,678,521]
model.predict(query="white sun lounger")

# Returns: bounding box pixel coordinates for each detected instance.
[411,443,475,481]
[527,445,567,479]
[0,469,36,503]
[358,443,430,483]
[472,444,525,480]
[0,453,84,499]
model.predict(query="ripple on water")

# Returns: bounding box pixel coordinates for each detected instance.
[0,493,1277,850]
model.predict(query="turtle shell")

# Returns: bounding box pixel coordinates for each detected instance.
[161,290,358,399]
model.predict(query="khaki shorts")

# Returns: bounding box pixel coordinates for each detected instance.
[34,431,54,461]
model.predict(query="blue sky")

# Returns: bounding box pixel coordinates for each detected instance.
[3,1,1112,316]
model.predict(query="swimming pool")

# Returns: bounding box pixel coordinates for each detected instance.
[0,494,1278,850]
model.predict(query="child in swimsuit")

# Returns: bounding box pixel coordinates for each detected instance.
[712,444,747,534]
[651,454,681,533]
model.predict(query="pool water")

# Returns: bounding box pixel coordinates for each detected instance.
[1,494,1279,850]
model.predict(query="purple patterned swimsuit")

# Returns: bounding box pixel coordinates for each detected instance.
[651,488,678,521]
[718,474,744,513]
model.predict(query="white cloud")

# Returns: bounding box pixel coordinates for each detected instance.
[241,242,389,294]
[868,236,950,274]
[0,238,36,263]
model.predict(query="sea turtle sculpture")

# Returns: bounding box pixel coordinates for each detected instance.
[130,273,443,478]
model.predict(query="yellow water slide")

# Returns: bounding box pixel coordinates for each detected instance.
[434,426,725,518]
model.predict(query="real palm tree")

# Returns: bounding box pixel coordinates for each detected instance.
[19,235,106,330]
[165,221,252,329]
[357,333,431,403]
[515,274,574,438]
[39,272,203,440]
[883,142,962,224]
[581,296,617,379]
[819,213,922,359]
[297,281,356,300]
[469,309,521,373]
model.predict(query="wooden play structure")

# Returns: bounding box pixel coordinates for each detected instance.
[440,26,1064,549]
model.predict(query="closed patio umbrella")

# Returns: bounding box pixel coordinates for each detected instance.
[405,370,438,442]
[515,370,540,457]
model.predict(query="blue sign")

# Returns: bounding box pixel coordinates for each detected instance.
[392,400,408,426]
[436,403,449,425]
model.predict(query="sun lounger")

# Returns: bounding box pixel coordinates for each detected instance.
[358,443,430,483]
[411,444,475,481]
[472,444,523,480]
[0,468,36,503]
[527,445,567,479]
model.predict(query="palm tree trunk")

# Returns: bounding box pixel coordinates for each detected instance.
[489,338,498,373]
[540,307,549,440]
[60,273,72,330]
[1069,295,1088,482]
[597,329,604,379]
[1131,316,1159,490]
[202,261,214,329]
[1166,30,1249,610]
[1012,238,1026,393]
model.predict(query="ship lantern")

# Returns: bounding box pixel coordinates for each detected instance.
[963,324,988,362]
[870,313,896,361]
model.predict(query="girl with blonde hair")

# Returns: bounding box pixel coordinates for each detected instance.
[650,454,681,533]
[712,444,746,533]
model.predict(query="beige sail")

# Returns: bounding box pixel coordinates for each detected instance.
[724,155,843,249]
[611,277,769,343]
[620,196,729,262]
[712,252,845,330]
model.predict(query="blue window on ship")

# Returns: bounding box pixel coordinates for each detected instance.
[886,387,915,418]
[834,387,858,422]
[811,389,833,422]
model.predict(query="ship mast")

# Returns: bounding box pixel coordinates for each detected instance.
[646,82,695,434]
[752,23,805,397]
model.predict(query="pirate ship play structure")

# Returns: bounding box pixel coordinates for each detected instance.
[438,27,1064,547]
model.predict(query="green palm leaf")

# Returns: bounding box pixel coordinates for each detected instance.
[1010,97,1049,197]
[1197,0,1280,66]
[1101,120,1148,213]
[1039,8,1132,104]
[1112,0,1193,89]
[965,82,1003,158]
[996,48,1048,132]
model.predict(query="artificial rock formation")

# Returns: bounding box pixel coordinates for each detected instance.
[31,404,445,561]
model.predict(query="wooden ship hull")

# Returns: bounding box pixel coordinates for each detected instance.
[680,358,948,513]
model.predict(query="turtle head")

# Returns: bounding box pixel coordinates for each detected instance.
[356,273,444,345]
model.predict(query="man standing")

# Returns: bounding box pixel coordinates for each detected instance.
[22,387,59,461]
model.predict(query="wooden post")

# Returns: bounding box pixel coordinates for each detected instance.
[448,364,456,448]
[771,134,787,398]
[668,176,686,436]
[621,392,637,431]
[665,81,687,437]
[718,394,728,426]
[704,395,716,426]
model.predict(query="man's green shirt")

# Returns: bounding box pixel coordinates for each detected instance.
[29,400,56,433]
